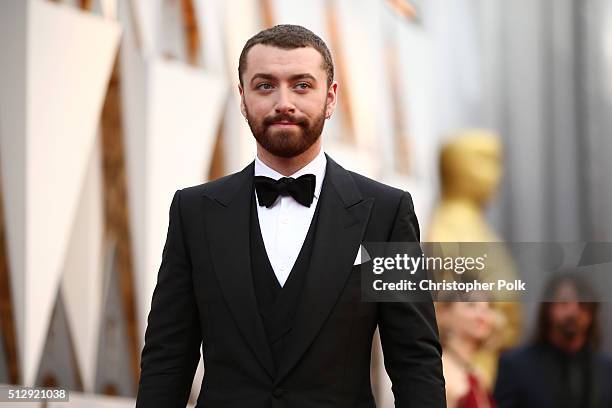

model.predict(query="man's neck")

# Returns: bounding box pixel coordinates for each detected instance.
[256,143,322,176]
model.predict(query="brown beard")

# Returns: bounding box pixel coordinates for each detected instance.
[246,104,326,158]
[554,316,582,340]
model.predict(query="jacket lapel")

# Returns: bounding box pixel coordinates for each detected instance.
[202,161,276,379]
[274,154,374,386]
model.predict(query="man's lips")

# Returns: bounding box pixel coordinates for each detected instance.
[270,121,298,127]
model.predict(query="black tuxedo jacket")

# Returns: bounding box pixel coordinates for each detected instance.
[494,344,612,408]
[136,154,445,407]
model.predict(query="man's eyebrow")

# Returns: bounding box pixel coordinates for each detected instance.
[250,73,318,84]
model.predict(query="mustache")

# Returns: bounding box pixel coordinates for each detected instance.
[263,114,308,127]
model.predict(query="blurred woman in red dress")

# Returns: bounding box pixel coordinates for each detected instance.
[437,297,497,408]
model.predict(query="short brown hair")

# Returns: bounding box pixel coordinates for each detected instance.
[238,24,334,88]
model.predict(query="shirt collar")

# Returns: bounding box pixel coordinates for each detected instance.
[254,149,327,199]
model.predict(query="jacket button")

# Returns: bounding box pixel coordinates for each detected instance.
[272,388,284,398]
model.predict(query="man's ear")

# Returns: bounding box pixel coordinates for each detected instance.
[238,83,247,118]
[325,81,338,118]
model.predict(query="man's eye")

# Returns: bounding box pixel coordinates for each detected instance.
[295,82,311,90]
[256,83,273,90]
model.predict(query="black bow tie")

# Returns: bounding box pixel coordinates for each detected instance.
[254,174,316,208]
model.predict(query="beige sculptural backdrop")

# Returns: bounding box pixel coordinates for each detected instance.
[0,1,445,405]
[427,130,522,390]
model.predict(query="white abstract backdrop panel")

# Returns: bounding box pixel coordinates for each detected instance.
[60,137,105,392]
[334,0,394,174]
[220,0,261,172]
[0,0,120,385]
[123,57,226,341]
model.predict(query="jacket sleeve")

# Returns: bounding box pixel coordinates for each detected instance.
[136,189,202,407]
[377,191,446,407]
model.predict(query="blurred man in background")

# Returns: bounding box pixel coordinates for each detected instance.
[494,273,612,408]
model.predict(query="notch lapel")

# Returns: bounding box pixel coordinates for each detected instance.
[274,154,374,386]
[202,161,276,379]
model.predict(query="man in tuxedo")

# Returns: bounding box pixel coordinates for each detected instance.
[136,24,445,407]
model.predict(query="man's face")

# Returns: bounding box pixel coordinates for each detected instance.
[549,282,593,341]
[239,44,337,158]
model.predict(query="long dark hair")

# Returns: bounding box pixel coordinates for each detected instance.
[533,271,601,348]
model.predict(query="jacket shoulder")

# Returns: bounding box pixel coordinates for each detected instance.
[499,344,543,368]
[179,162,251,202]
[348,171,405,199]
[179,172,235,198]
[347,170,412,214]
[596,351,612,371]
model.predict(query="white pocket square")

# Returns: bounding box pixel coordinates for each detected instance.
[353,244,371,265]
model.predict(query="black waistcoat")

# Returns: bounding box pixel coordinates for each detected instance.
[249,187,322,371]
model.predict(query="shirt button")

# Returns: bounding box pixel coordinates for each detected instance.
[272,388,285,398]
[280,216,289,224]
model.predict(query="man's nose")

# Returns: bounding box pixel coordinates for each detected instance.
[274,87,296,114]
[559,301,581,316]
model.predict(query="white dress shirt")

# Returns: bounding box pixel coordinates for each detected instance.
[254,149,327,287]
